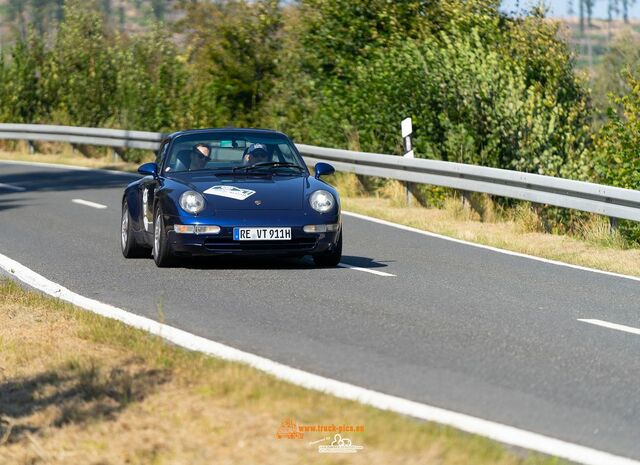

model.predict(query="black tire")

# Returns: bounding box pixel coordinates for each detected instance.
[152,207,175,267]
[313,231,342,267]
[121,200,149,258]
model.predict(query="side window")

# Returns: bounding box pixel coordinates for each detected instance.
[156,141,169,166]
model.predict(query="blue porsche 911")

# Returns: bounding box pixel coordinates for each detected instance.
[121,128,342,267]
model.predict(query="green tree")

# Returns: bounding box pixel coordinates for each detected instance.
[594,71,640,241]
[176,0,283,126]
[0,34,47,123]
[150,0,165,21]
[6,0,28,41]
[592,32,640,115]
[275,0,591,179]
[595,72,640,189]
[46,1,117,127]
[111,26,188,132]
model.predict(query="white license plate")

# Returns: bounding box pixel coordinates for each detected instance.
[233,227,291,241]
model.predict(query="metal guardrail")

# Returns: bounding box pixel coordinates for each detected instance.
[2,123,640,222]
[0,124,162,150]
[298,145,640,222]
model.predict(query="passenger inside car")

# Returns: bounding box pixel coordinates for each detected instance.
[242,143,270,165]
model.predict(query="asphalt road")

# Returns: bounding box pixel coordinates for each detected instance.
[2,160,640,460]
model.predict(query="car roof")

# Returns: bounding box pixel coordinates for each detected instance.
[164,127,291,140]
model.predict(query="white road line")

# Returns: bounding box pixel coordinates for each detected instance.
[0,182,26,191]
[0,252,637,465]
[578,319,640,336]
[343,211,640,284]
[339,263,395,277]
[72,198,107,209]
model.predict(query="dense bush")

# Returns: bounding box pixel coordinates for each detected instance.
[276,2,591,181]
[0,36,47,124]
[595,72,640,189]
[592,71,640,242]
[591,32,640,119]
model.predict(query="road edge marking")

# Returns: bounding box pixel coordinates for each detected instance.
[578,319,640,336]
[0,252,637,465]
[343,211,640,284]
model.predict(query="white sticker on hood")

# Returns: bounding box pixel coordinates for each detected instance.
[203,185,256,201]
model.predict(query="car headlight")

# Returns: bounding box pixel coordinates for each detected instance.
[179,191,205,214]
[310,190,334,213]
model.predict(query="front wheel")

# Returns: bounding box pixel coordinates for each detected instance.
[152,207,175,267]
[313,231,342,267]
[121,200,149,258]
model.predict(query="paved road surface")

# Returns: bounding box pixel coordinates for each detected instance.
[1,161,640,459]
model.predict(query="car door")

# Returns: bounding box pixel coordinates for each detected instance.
[140,140,170,241]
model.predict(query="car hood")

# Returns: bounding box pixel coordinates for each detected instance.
[173,174,306,211]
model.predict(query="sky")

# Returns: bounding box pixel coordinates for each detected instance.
[501,0,640,19]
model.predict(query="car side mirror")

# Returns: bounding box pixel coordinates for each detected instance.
[314,162,335,179]
[138,162,158,178]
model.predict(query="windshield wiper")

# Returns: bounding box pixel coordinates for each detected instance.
[233,162,305,173]
[196,167,265,176]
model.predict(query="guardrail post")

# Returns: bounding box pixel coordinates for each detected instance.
[461,191,470,209]
[27,140,35,154]
[401,117,414,206]
[609,216,619,232]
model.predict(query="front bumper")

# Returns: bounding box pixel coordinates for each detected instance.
[164,212,341,257]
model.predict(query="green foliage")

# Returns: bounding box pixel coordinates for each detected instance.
[0,1,191,161]
[593,71,640,242]
[592,32,640,115]
[0,34,48,123]
[279,1,591,181]
[594,72,640,189]
[0,0,593,172]
[176,0,283,127]
[298,0,431,78]
[110,26,188,132]
[47,3,117,127]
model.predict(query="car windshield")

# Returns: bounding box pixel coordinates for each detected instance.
[164,132,305,175]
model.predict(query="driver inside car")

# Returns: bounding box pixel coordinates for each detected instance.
[242,143,270,165]
[190,143,211,170]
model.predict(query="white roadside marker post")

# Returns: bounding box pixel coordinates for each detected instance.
[401,117,414,206]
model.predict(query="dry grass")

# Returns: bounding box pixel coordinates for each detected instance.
[0,279,562,465]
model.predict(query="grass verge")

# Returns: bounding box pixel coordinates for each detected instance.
[0,279,563,465]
